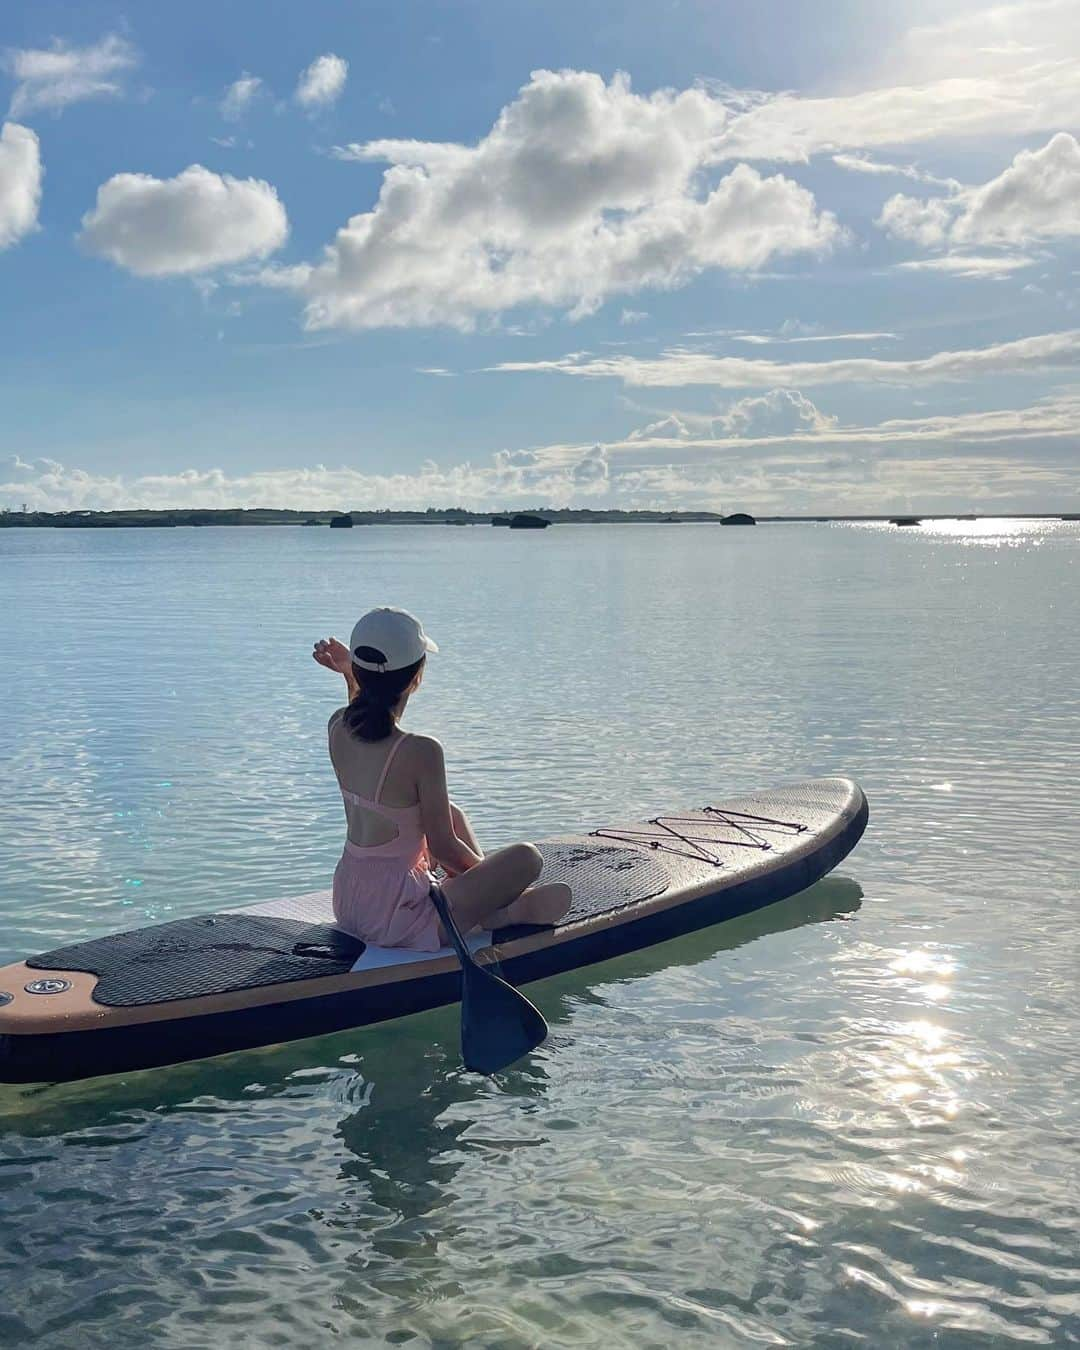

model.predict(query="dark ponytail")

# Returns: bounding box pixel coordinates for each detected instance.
[343,654,425,742]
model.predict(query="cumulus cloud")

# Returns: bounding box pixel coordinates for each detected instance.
[244,28,1080,332]
[296,54,348,108]
[879,134,1080,265]
[717,389,836,436]
[260,70,840,330]
[4,34,137,118]
[221,74,262,121]
[80,164,288,277]
[0,122,42,248]
[953,132,1080,245]
[491,329,1080,388]
[876,193,955,248]
[627,391,835,443]
[570,443,609,483]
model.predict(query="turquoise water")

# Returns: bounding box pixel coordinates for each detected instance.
[0,520,1077,1347]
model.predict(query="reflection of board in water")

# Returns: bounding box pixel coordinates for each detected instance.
[0,778,867,1084]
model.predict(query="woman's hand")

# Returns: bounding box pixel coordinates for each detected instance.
[312,637,352,676]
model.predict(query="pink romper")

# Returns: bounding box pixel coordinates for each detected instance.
[331,731,443,951]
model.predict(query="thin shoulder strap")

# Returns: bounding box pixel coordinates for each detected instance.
[374,732,410,803]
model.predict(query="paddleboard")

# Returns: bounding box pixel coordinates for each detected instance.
[0,776,867,1083]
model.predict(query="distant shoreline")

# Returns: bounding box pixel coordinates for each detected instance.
[1,508,1075,529]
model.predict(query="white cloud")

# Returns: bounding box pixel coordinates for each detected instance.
[627,414,697,441]
[620,308,648,325]
[717,389,837,436]
[490,329,1080,388]
[295,54,348,108]
[4,34,137,118]
[260,70,839,331]
[0,441,617,513]
[570,443,609,483]
[894,254,1036,278]
[615,393,1080,455]
[831,153,959,190]
[876,193,955,248]
[627,390,835,442]
[80,165,288,277]
[0,122,42,248]
[733,327,898,345]
[879,134,1080,265]
[221,74,262,121]
[710,1,1080,164]
[953,132,1080,246]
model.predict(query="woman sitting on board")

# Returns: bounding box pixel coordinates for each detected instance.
[313,607,571,951]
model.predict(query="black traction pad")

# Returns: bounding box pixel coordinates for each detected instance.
[537,840,671,919]
[27,915,366,1008]
[493,840,672,942]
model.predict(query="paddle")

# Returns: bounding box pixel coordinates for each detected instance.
[428,882,548,1074]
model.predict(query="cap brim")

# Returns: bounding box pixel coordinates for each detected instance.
[423,636,439,654]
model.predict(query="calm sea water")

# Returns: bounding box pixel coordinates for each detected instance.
[0,520,1077,1348]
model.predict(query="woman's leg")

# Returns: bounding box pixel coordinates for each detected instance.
[484,883,573,931]
[447,806,565,914]
[437,843,570,939]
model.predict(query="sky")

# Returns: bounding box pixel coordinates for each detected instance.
[1,0,1078,515]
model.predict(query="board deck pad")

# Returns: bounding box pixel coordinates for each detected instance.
[27,914,366,1007]
[532,841,671,917]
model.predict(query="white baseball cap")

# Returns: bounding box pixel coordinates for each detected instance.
[349,607,438,672]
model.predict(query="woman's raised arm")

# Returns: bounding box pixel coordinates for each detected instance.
[313,637,359,701]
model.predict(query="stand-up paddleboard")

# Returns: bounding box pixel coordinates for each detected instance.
[0,777,867,1084]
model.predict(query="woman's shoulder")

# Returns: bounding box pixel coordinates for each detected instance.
[328,707,348,733]
[401,731,443,763]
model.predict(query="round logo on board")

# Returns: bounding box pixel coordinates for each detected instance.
[0,991,12,1006]
[24,978,72,996]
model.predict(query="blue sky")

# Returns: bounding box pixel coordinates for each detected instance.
[1,0,1078,513]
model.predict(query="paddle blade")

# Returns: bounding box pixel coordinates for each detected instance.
[459,961,548,1075]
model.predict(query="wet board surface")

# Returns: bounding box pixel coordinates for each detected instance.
[0,777,868,1083]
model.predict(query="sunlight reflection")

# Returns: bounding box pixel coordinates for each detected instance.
[890,952,956,978]
[918,517,1058,547]
[854,516,1063,548]
[885,1170,924,1193]
[921,982,952,1001]
[909,1020,947,1050]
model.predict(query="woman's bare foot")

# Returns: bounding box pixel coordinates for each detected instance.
[499,882,572,928]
